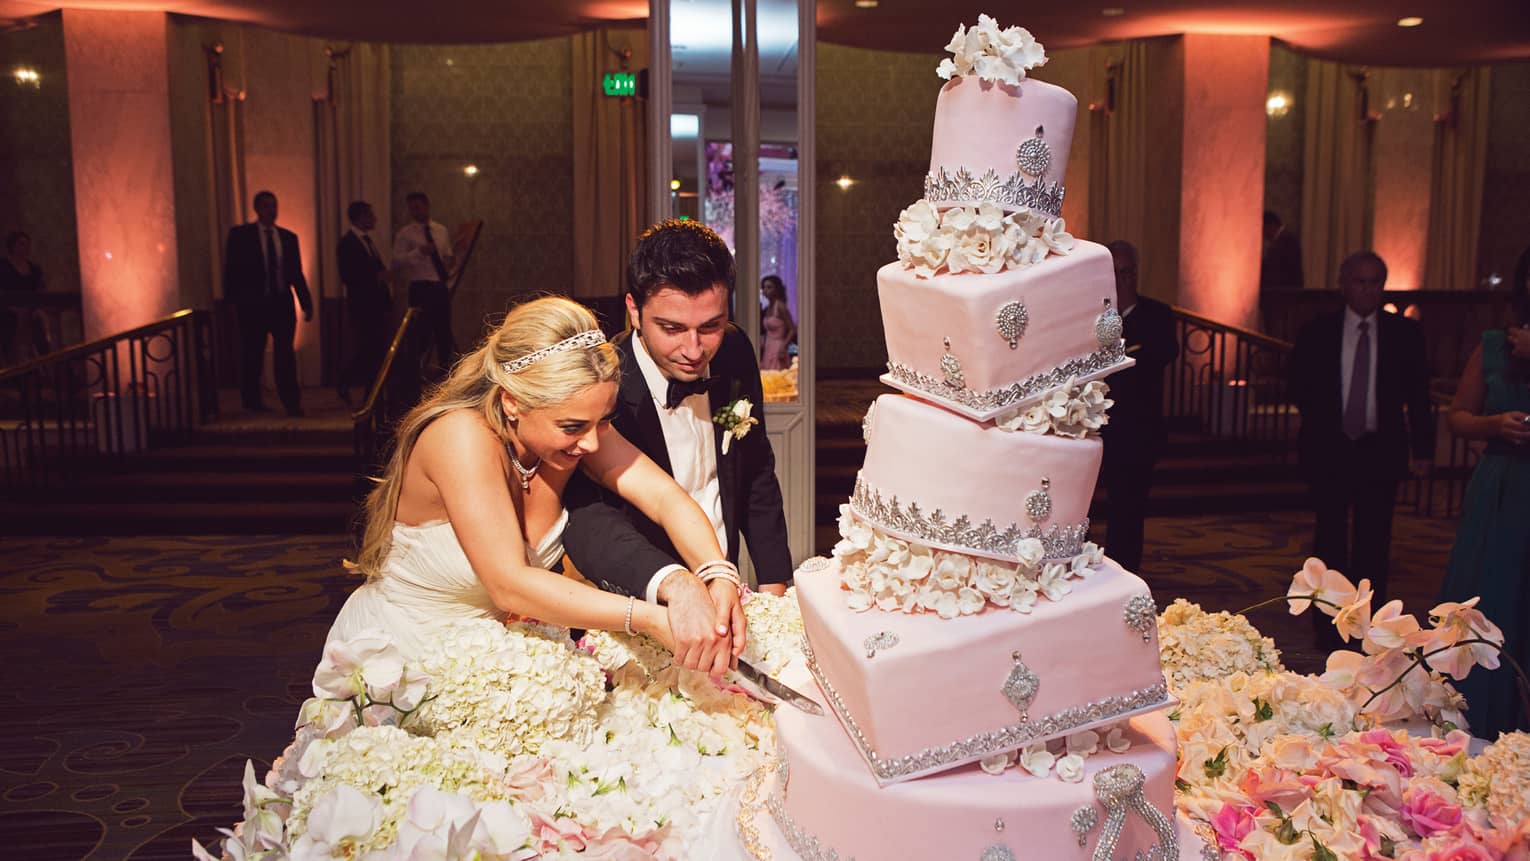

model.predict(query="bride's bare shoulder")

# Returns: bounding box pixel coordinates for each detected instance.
[415,409,504,463]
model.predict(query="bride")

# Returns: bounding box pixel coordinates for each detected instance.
[326,296,744,675]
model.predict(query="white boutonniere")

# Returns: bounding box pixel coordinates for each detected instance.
[713,397,759,455]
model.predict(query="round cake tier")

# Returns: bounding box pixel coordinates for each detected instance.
[772,692,1182,860]
[926,75,1076,216]
[795,558,1169,783]
[877,240,1131,423]
[857,392,1101,561]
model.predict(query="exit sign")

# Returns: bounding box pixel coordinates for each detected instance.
[602,72,637,97]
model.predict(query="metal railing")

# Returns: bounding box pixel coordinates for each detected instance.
[0,309,217,491]
[352,308,423,472]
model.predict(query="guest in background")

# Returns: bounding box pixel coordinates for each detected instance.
[1,230,49,362]
[1437,273,1530,737]
[1261,210,1304,290]
[394,192,455,370]
[337,200,391,405]
[759,274,796,370]
[1289,251,1432,606]
[223,191,313,416]
[1099,241,1178,573]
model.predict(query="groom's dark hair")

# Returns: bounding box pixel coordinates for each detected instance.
[626,219,736,310]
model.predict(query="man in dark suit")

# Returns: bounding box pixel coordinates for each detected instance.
[1261,210,1304,290]
[563,220,793,648]
[337,200,391,404]
[1289,251,1433,604]
[224,190,313,415]
[1099,241,1179,572]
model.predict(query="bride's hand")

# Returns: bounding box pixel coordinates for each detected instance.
[657,574,730,676]
[707,578,747,661]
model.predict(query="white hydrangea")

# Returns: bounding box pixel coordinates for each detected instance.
[1157,598,1285,692]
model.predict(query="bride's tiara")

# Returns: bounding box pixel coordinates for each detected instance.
[501,330,608,374]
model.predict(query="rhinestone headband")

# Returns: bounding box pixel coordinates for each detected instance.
[501,329,607,374]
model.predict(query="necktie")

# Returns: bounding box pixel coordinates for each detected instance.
[362,234,381,268]
[263,228,280,296]
[665,377,711,410]
[421,224,449,282]
[1343,320,1370,440]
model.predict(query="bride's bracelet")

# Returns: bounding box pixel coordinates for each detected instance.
[624,596,636,636]
[696,560,743,594]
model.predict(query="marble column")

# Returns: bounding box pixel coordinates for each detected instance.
[62,9,179,340]
[1177,34,1269,329]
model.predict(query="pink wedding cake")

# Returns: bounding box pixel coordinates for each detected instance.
[737,17,1209,861]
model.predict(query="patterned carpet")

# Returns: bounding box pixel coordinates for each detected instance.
[0,512,1456,860]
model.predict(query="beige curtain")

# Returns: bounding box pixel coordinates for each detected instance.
[317,43,392,299]
[1087,41,1150,256]
[1301,61,1374,291]
[1424,68,1490,291]
[571,27,650,298]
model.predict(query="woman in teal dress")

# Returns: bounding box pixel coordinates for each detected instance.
[1439,276,1530,739]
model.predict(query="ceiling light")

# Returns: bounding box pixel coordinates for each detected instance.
[1396,16,1423,27]
[835,175,855,191]
[1102,7,1126,16]
[1265,93,1291,118]
[13,67,40,87]
[855,0,879,8]
[463,164,479,177]
[670,178,682,191]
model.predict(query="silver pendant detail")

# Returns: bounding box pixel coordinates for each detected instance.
[1001,650,1040,715]
[1015,125,1052,178]
[1096,298,1124,348]
[1071,806,1100,847]
[941,337,965,389]
[980,846,1016,861]
[1091,765,1179,861]
[994,818,1006,834]
[864,631,900,659]
[1124,594,1157,643]
[1025,477,1053,523]
[995,301,1029,350]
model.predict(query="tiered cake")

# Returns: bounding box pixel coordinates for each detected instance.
[737,17,1202,861]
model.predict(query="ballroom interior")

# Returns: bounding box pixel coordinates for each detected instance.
[1,1,1528,858]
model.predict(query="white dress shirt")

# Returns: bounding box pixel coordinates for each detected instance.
[1340,308,1379,434]
[392,220,451,284]
[631,332,727,603]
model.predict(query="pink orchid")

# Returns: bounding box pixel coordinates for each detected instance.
[1416,598,1504,680]
[1365,600,1423,654]
[1209,803,1257,858]
[1288,558,1357,617]
[1401,787,1464,838]
[579,824,669,860]
[1334,579,1376,642]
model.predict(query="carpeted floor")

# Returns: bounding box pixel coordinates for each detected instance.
[0,512,1457,860]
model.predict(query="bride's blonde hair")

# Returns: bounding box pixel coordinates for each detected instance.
[354,296,620,577]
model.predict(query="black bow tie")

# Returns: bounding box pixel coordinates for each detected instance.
[664,377,711,410]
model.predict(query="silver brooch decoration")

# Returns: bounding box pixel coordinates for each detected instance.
[1015,125,1052,178]
[1001,650,1040,716]
[924,166,1065,218]
[1124,594,1156,643]
[864,631,900,659]
[1071,806,1100,848]
[1096,298,1124,348]
[797,556,831,574]
[995,301,1029,350]
[1025,477,1053,523]
[980,847,1016,861]
[1090,765,1179,861]
[994,818,1006,833]
[940,337,965,389]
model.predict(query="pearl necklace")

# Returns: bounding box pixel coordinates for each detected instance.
[507,444,540,492]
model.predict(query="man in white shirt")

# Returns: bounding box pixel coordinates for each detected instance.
[563,220,793,655]
[1290,251,1434,606]
[393,191,454,369]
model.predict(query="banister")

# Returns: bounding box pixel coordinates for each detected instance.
[351,308,418,424]
[1169,305,1293,352]
[0,308,198,382]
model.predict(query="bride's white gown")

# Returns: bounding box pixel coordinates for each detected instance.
[323,511,569,656]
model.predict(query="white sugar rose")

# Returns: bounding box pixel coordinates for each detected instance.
[1038,562,1074,602]
[1066,730,1099,756]
[1105,726,1131,754]
[980,752,1014,776]
[1010,576,1040,614]
[1013,537,1046,570]
[1056,753,1086,783]
[1040,217,1075,254]
[894,199,950,277]
[1019,742,1055,778]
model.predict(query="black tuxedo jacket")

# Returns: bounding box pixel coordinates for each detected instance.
[1288,309,1434,481]
[223,223,312,312]
[563,324,793,596]
[337,232,390,316]
[1100,296,1178,458]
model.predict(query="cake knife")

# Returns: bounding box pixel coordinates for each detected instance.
[735,659,824,715]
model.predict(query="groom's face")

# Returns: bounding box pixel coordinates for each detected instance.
[628,284,729,382]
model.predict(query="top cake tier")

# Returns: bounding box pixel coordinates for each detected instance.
[925,75,1076,217]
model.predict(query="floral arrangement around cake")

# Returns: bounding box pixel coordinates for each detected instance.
[894,199,1075,278]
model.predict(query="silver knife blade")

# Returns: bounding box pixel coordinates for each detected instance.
[735,659,824,715]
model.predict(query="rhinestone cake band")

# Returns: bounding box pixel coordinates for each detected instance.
[883,342,1130,421]
[803,637,1172,785]
[848,475,1090,562]
[924,166,1066,217]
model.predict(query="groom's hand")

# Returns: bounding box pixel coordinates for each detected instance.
[757,583,788,597]
[658,572,730,676]
[707,579,748,660]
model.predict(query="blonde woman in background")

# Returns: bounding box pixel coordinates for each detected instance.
[324,296,745,676]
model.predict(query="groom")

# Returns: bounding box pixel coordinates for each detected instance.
[563,220,793,653]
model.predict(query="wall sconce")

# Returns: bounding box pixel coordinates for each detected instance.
[1265,92,1291,118]
[669,178,681,191]
[13,66,40,88]
[835,175,855,191]
[463,164,480,178]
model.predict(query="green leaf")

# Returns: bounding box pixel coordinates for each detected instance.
[1379,835,1397,858]
[1318,722,1335,740]
[668,725,682,747]
[1203,746,1230,780]
[1175,778,1191,792]
[1263,800,1284,818]
[1167,709,1181,721]
[1254,698,1274,722]
[1273,817,1300,845]
[1311,835,1339,861]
